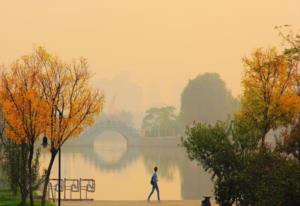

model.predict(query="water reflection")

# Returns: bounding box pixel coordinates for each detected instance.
[40,132,213,200]
[142,147,180,181]
[94,133,128,163]
[62,146,140,172]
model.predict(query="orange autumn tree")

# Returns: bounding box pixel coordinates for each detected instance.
[0,47,104,206]
[0,53,50,206]
[276,27,300,161]
[34,47,104,206]
[238,47,300,146]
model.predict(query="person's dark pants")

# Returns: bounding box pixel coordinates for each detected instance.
[147,183,160,201]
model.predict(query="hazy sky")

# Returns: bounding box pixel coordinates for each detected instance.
[1,0,300,114]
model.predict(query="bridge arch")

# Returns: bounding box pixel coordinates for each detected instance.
[65,118,141,171]
[68,118,141,146]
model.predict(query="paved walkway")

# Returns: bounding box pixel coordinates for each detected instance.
[61,200,217,206]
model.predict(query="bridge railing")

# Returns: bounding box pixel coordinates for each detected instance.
[48,178,95,201]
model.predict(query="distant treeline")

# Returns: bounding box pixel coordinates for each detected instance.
[142,73,239,137]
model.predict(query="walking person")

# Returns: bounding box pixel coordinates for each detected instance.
[147,166,160,202]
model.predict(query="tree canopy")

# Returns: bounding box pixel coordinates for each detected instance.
[142,106,179,137]
[238,47,300,145]
[180,73,239,126]
[0,47,104,206]
[182,29,300,206]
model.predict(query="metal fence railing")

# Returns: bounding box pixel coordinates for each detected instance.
[48,178,95,201]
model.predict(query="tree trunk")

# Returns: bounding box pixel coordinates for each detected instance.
[20,188,28,206]
[28,144,34,206]
[20,143,28,206]
[261,123,270,148]
[41,150,57,206]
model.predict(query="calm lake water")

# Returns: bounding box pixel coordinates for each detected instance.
[40,131,213,200]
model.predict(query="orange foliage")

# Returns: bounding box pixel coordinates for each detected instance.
[239,47,300,142]
[35,47,104,149]
[0,47,104,149]
[0,52,50,144]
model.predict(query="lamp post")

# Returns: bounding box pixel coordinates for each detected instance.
[42,136,62,206]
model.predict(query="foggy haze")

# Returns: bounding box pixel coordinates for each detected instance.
[1,0,300,125]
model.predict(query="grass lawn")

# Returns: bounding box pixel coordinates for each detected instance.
[0,189,55,206]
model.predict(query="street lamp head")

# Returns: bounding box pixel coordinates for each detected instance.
[42,135,49,148]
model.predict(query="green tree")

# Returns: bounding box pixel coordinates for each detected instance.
[1,144,42,203]
[142,106,179,137]
[182,30,300,206]
[0,125,42,206]
[180,73,239,126]
[182,120,300,206]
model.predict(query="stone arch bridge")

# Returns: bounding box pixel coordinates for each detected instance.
[67,118,141,146]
